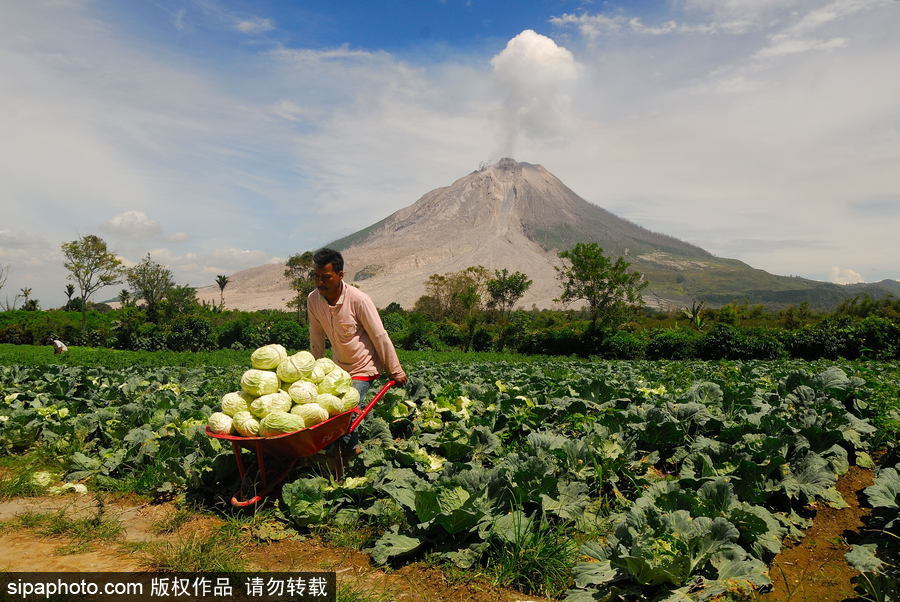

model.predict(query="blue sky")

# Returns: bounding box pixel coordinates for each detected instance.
[2,0,898,307]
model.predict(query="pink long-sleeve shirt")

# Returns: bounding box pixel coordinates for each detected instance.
[307,283,405,380]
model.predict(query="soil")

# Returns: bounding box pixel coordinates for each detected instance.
[0,494,541,601]
[761,466,874,602]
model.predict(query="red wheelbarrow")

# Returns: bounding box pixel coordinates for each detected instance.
[206,380,395,507]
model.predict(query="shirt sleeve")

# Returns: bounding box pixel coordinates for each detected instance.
[356,296,405,380]
[308,296,326,360]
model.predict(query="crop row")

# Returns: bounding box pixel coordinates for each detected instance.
[0,359,897,598]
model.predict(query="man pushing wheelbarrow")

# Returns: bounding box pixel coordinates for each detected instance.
[307,248,408,456]
[206,248,407,506]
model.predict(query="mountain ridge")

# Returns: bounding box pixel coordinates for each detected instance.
[196,159,897,311]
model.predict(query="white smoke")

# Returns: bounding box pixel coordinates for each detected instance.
[490,30,578,157]
[830,266,864,285]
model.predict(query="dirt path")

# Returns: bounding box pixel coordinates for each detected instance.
[0,494,542,601]
[761,466,874,602]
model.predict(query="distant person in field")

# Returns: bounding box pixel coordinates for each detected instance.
[308,247,408,453]
[47,335,68,355]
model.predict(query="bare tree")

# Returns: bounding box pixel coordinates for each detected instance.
[61,235,123,331]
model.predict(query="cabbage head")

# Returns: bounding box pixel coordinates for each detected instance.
[250,344,288,370]
[341,386,360,409]
[220,391,253,417]
[290,403,329,427]
[207,412,234,435]
[277,351,316,383]
[250,390,292,419]
[308,364,327,384]
[316,393,345,416]
[259,411,305,437]
[318,367,352,396]
[288,380,319,404]
[240,369,280,397]
[232,411,260,437]
[315,357,337,375]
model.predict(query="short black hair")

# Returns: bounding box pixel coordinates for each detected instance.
[313,248,344,272]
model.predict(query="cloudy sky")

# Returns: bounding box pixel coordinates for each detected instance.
[2,0,898,307]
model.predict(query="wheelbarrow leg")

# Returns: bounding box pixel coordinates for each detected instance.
[231,441,246,480]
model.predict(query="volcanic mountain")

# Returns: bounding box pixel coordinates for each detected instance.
[197,158,898,311]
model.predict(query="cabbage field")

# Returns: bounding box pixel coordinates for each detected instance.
[1,355,898,600]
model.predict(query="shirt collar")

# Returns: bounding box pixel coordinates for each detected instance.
[331,281,346,307]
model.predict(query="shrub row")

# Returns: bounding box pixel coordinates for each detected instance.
[1,310,896,360]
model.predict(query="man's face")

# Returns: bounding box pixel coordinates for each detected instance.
[314,263,343,299]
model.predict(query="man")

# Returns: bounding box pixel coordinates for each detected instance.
[46,335,68,355]
[307,248,407,452]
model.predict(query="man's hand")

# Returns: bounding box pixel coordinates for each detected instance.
[392,373,408,387]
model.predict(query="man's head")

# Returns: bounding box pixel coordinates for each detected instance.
[313,248,344,301]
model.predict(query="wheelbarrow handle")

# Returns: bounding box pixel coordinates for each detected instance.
[348,379,395,434]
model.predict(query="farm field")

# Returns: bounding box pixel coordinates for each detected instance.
[0,346,897,600]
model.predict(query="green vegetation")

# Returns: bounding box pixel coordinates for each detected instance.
[11,501,123,554]
[140,526,248,572]
[0,355,896,597]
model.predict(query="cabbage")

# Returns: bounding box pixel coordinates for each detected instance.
[220,391,253,416]
[308,364,327,384]
[290,403,329,427]
[315,393,344,416]
[232,411,260,437]
[240,369,279,397]
[288,380,320,404]
[258,411,305,437]
[314,357,337,375]
[207,412,234,435]
[250,344,288,370]
[250,390,292,419]
[277,351,316,383]
[318,367,352,396]
[341,386,360,409]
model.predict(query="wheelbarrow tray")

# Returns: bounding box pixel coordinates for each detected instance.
[205,410,355,458]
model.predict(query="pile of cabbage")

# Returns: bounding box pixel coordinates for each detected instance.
[206,344,360,437]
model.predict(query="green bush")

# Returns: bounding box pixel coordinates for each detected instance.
[647,329,701,360]
[166,317,214,352]
[599,331,647,359]
[269,320,309,351]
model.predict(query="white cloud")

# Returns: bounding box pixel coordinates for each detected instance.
[490,30,578,156]
[102,211,162,238]
[830,266,864,284]
[165,232,190,242]
[236,17,274,34]
[753,36,847,58]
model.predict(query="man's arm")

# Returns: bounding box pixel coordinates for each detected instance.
[308,298,326,360]
[356,298,407,385]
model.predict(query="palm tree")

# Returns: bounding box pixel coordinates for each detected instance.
[216,275,230,309]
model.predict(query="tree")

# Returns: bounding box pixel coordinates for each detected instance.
[555,243,647,331]
[161,284,198,322]
[487,269,532,317]
[487,269,532,350]
[61,235,123,332]
[117,289,132,307]
[421,266,490,322]
[0,264,8,296]
[215,274,230,309]
[284,252,315,323]
[19,288,39,311]
[419,266,490,351]
[126,253,174,323]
